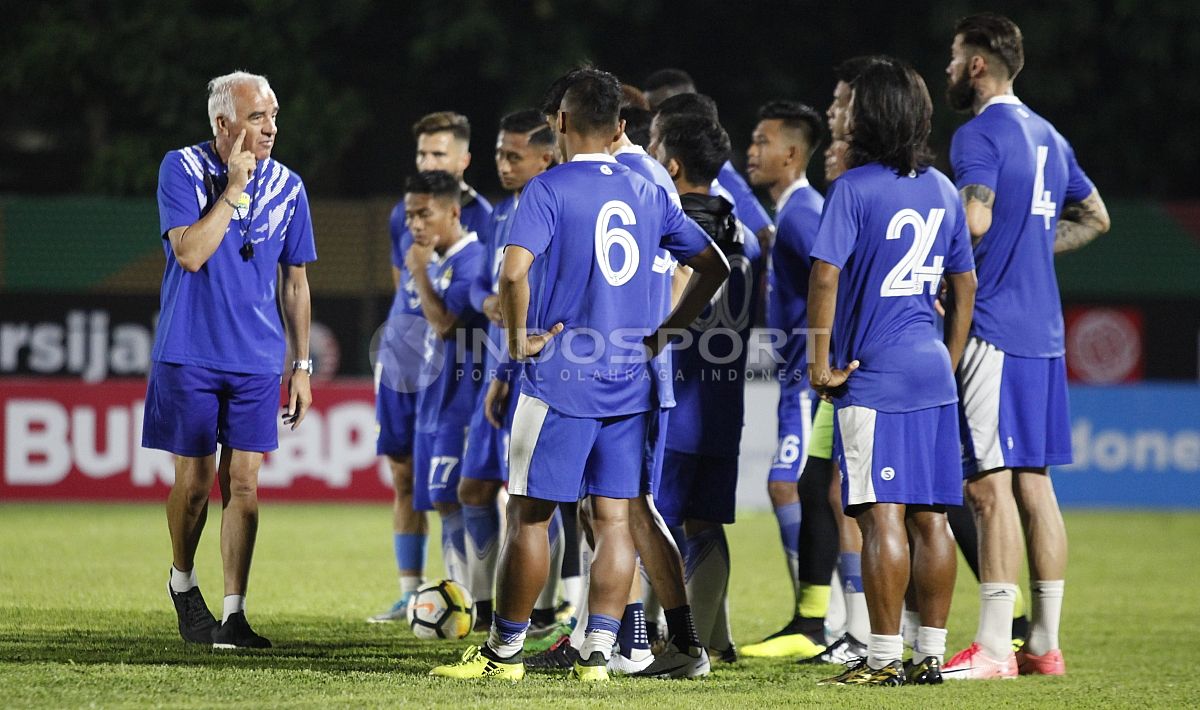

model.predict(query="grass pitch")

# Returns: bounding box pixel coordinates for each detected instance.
[1,503,1197,708]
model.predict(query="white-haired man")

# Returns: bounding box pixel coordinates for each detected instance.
[145,70,317,649]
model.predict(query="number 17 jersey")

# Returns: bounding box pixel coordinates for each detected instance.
[506,153,715,419]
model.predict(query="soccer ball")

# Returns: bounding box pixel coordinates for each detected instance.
[407,579,475,640]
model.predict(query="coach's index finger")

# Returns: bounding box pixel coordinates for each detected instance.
[236,129,248,153]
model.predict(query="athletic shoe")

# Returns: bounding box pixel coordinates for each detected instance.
[366,591,415,624]
[607,646,654,675]
[525,634,578,671]
[554,600,575,624]
[211,612,272,649]
[525,622,573,652]
[741,616,826,659]
[711,645,738,664]
[631,642,710,679]
[800,632,867,665]
[572,650,610,682]
[903,655,944,685]
[1016,648,1066,676]
[942,642,1018,680]
[168,580,219,644]
[430,645,525,680]
[527,613,561,640]
[818,658,905,686]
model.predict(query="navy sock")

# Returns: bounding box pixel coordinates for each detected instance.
[617,602,651,657]
[664,604,702,650]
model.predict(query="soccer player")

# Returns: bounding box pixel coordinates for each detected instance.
[370,111,493,623]
[431,67,729,682]
[149,71,316,648]
[741,100,829,660]
[940,14,1110,680]
[809,57,977,686]
[459,109,556,632]
[651,112,764,657]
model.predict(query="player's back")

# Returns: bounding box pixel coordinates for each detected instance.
[811,163,974,413]
[768,181,824,386]
[951,98,1093,357]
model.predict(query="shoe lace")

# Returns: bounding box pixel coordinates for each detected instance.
[452,645,482,666]
[946,643,979,667]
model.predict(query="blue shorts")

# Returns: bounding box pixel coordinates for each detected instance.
[958,337,1073,477]
[657,449,738,526]
[413,426,468,511]
[462,383,520,483]
[142,361,280,457]
[833,402,963,510]
[768,385,817,483]
[376,380,417,457]
[507,393,651,503]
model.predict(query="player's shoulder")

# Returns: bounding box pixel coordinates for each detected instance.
[160,142,219,180]
[261,157,304,190]
[465,185,493,212]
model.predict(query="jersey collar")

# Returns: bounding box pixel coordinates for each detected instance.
[611,144,647,158]
[980,94,1023,113]
[436,230,478,262]
[571,152,618,163]
[775,176,811,212]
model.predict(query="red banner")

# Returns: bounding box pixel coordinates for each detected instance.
[0,378,394,501]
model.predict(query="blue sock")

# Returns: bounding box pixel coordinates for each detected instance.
[585,612,622,636]
[839,552,864,593]
[462,504,499,558]
[487,613,530,658]
[394,533,426,574]
[617,602,651,656]
[773,502,802,560]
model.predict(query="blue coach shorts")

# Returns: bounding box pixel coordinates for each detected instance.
[957,337,1073,477]
[376,382,417,457]
[768,384,817,483]
[413,425,468,511]
[142,361,280,457]
[507,393,651,503]
[833,402,963,510]
[657,449,739,526]
[462,383,520,483]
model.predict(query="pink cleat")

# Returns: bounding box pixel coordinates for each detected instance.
[1016,648,1066,676]
[941,642,1018,680]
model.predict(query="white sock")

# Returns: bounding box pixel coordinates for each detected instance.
[569,585,589,649]
[1026,580,1064,655]
[845,592,870,643]
[487,623,526,658]
[580,629,617,661]
[222,594,245,623]
[914,626,948,663]
[569,545,592,648]
[536,524,564,611]
[170,565,197,593]
[901,609,921,648]
[562,576,583,611]
[866,633,903,669]
[824,568,846,643]
[400,575,422,596]
[710,594,734,652]
[684,527,730,648]
[976,582,1017,660]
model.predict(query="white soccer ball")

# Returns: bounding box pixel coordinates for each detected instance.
[407,579,475,640]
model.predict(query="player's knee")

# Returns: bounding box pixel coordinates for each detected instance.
[457,479,497,507]
[965,473,1008,517]
[226,473,258,500]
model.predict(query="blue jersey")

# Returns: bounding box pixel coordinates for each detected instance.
[810,163,975,413]
[470,194,519,383]
[507,154,714,418]
[717,161,772,238]
[154,142,317,375]
[414,232,487,433]
[950,96,1095,358]
[767,178,825,387]
[666,195,763,456]
[615,144,680,409]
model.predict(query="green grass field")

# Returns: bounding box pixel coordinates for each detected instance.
[1,504,1197,708]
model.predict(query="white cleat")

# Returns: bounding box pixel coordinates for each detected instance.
[608,647,654,675]
[942,642,1019,680]
[631,643,710,679]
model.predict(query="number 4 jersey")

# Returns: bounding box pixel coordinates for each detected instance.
[506,153,715,419]
[950,95,1095,358]
[810,162,975,413]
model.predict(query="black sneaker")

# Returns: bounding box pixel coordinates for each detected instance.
[212,612,272,649]
[525,634,579,671]
[168,579,218,644]
[801,632,868,665]
[818,658,906,686]
[903,655,944,685]
[528,608,560,639]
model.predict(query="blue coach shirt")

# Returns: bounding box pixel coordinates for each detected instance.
[767,177,825,387]
[810,163,975,413]
[507,154,714,419]
[154,141,317,376]
[950,95,1095,358]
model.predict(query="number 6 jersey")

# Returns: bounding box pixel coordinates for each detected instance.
[810,162,975,413]
[505,153,714,419]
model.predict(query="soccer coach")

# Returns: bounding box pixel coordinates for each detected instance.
[143,70,317,649]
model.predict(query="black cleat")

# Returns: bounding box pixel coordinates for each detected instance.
[903,655,944,685]
[212,612,272,649]
[801,632,868,665]
[818,658,906,686]
[168,579,219,644]
[525,634,578,671]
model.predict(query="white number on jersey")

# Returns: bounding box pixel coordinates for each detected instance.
[1031,144,1057,229]
[880,208,946,298]
[773,434,802,466]
[429,456,459,488]
[595,200,640,286]
[693,253,753,331]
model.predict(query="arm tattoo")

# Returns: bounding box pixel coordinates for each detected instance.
[1054,191,1108,254]
[960,184,996,208]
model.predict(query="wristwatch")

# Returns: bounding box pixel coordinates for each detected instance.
[292,359,314,375]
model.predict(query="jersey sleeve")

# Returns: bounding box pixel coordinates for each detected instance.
[718,161,771,236]
[809,179,861,269]
[443,246,483,318]
[157,152,202,238]
[278,182,317,266]
[1061,137,1097,203]
[950,123,1000,192]
[506,178,556,257]
[388,203,407,269]
[659,189,715,261]
[944,201,976,274]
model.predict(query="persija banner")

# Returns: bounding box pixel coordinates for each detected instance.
[1,379,393,501]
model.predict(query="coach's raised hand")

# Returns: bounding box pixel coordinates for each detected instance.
[227,129,257,192]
